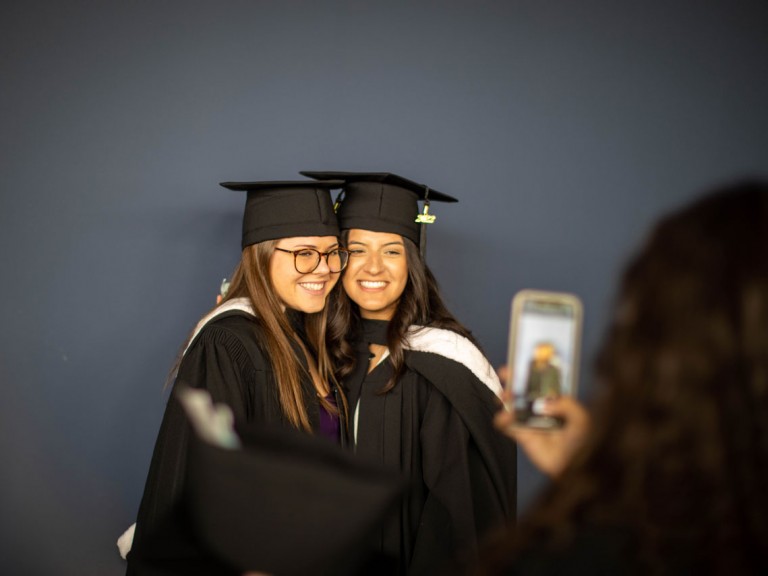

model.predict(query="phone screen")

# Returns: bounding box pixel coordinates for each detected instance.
[508,292,582,428]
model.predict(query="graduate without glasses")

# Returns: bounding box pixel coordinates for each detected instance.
[302,171,518,575]
[124,180,350,575]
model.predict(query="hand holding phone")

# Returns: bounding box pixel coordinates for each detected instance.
[494,391,590,476]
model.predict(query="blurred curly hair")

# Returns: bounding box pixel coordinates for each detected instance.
[485,180,768,575]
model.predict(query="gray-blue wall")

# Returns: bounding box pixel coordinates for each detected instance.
[2,1,767,573]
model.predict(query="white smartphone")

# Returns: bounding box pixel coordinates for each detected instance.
[506,290,583,429]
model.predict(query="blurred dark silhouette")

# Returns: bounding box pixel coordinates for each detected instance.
[484,179,768,575]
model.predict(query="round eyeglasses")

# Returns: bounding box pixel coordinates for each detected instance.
[274,247,350,274]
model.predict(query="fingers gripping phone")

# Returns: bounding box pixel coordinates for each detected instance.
[506,290,583,429]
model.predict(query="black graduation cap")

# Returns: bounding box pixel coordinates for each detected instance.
[185,423,404,576]
[299,171,457,256]
[220,180,344,249]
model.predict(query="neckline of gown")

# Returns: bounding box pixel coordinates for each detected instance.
[361,318,389,346]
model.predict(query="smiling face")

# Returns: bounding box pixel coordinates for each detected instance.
[343,229,409,320]
[269,236,341,313]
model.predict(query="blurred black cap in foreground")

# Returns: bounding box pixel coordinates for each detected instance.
[186,422,405,576]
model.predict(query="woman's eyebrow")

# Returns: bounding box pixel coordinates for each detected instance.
[289,242,340,250]
[347,240,404,248]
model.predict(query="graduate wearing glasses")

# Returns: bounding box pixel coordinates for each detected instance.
[125,180,352,575]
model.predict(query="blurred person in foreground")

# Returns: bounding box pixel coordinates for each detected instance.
[488,179,768,575]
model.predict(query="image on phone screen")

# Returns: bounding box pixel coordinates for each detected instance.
[508,291,581,428]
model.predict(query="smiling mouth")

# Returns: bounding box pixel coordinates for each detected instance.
[358,280,388,290]
[299,282,326,293]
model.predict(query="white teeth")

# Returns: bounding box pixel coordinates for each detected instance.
[300,282,324,291]
[360,281,387,289]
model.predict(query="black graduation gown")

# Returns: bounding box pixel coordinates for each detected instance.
[128,307,342,575]
[344,320,517,575]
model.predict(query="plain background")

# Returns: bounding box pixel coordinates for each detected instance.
[2,1,767,573]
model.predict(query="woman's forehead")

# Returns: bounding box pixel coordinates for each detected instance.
[346,229,404,245]
[277,235,339,248]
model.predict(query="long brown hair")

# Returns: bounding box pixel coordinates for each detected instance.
[177,240,344,431]
[331,233,476,392]
[483,180,768,574]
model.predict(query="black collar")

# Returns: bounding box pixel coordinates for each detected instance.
[361,318,389,346]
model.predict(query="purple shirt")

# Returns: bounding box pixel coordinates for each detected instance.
[317,392,340,443]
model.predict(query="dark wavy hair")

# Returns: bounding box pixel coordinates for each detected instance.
[481,180,768,575]
[329,233,475,392]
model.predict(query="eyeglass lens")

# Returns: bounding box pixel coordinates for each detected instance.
[294,249,348,273]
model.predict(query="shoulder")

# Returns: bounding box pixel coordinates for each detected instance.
[193,313,264,348]
[403,326,502,396]
[182,299,270,370]
[194,314,263,345]
[185,298,258,351]
[204,311,260,333]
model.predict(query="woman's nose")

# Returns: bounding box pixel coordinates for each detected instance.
[363,252,383,273]
[314,254,332,274]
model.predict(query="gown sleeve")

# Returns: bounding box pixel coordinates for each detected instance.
[410,385,510,573]
[406,351,517,575]
[127,324,258,574]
